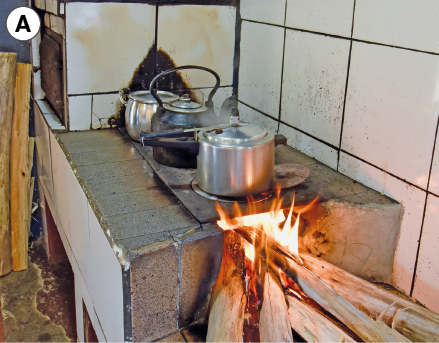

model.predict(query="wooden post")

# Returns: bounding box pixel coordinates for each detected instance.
[10,63,32,271]
[0,52,17,276]
[206,231,247,342]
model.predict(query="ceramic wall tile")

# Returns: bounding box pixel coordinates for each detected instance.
[69,96,91,131]
[46,0,58,15]
[428,135,439,196]
[34,105,54,199]
[36,100,65,130]
[91,93,120,129]
[31,32,41,67]
[412,194,439,313]
[354,0,439,53]
[59,2,65,15]
[157,5,236,88]
[68,168,92,294]
[281,30,350,146]
[33,71,45,100]
[339,152,426,294]
[198,87,233,116]
[44,13,50,28]
[89,205,124,342]
[241,0,286,26]
[279,123,338,169]
[342,42,439,190]
[50,131,71,238]
[66,2,156,95]
[286,0,354,37]
[238,21,284,118]
[238,102,279,135]
[34,0,45,10]
[50,14,65,38]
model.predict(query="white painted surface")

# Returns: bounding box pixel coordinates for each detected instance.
[50,15,65,37]
[33,71,45,100]
[50,130,71,239]
[241,0,286,25]
[31,32,41,67]
[238,102,279,135]
[339,152,426,294]
[279,123,338,169]
[281,30,350,146]
[91,93,120,129]
[89,205,124,343]
[354,0,439,53]
[157,5,236,88]
[69,96,92,131]
[342,42,439,189]
[68,167,93,295]
[238,21,284,118]
[34,105,54,199]
[413,194,439,314]
[66,2,156,94]
[428,135,439,197]
[36,100,65,130]
[286,0,354,37]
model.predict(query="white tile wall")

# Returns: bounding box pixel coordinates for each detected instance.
[69,96,92,131]
[286,0,354,37]
[89,205,124,343]
[66,2,156,94]
[91,93,120,129]
[33,71,45,100]
[31,32,41,67]
[240,0,286,26]
[412,194,439,313]
[35,0,45,10]
[354,0,439,53]
[342,42,439,189]
[50,14,65,38]
[199,86,233,116]
[428,136,439,196]
[157,5,236,88]
[281,30,350,146]
[238,102,279,135]
[36,100,65,130]
[50,131,71,238]
[279,124,338,169]
[238,21,285,118]
[339,152,426,294]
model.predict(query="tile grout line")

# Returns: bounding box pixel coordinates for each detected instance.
[232,0,241,97]
[241,18,439,57]
[337,0,356,171]
[409,110,439,296]
[154,4,159,77]
[277,0,288,134]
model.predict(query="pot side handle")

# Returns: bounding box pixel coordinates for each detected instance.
[140,135,200,155]
[149,65,220,109]
[274,134,287,147]
[119,88,130,106]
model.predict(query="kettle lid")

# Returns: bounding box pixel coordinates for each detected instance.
[203,123,267,145]
[164,94,208,113]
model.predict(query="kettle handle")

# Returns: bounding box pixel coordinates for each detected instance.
[149,65,220,109]
[119,88,130,105]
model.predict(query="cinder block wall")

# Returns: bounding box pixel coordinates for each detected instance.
[237,0,439,313]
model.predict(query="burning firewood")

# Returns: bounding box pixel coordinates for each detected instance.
[206,231,247,342]
[301,251,439,342]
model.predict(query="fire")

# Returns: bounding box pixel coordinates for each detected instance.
[216,189,317,262]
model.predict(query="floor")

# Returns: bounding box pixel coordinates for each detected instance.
[0,239,77,342]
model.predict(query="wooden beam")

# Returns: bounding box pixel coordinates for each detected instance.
[0,52,17,276]
[10,63,32,271]
[301,251,439,342]
[207,231,247,342]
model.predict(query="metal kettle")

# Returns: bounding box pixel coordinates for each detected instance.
[148,65,224,168]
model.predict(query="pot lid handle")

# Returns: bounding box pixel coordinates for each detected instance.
[149,65,221,109]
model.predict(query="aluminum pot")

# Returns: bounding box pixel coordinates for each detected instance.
[140,109,287,197]
[119,89,178,141]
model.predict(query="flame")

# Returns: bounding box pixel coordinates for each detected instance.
[216,190,317,262]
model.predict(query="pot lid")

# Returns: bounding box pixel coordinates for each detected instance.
[164,94,208,113]
[129,90,178,104]
[203,123,267,145]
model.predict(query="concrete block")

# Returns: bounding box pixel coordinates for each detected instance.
[300,199,403,283]
[178,224,224,328]
[131,244,178,342]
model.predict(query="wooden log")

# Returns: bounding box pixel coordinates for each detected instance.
[0,52,17,276]
[277,255,410,342]
[206,230,247,342]
[259,270,293,342]
[286,294,355,343]
[10,63,32,271]
[301,251,439,342]
[235,228,409,342]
